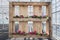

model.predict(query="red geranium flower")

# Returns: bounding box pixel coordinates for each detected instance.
[12,32,16,35]
[29,31,37,35]
[33,31,37,35]
[19,31,25,35]
[29,32,33,34]
[22,31,25,34]
[20,15,24,18]
[31,15,37,18]
[32,15,37,18]
[33,15,37,16]
[34,31,36,33]
[17,30,21,33]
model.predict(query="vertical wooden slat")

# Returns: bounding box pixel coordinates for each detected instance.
[46,21,49,35]
[9,22,13,37]
[19,22,23,32]
[12,21,15,33]
[19,5,28,33]
[46,5,49,35]
[25,22,28,33]
[37,21,42,33]
[20,6,28,17]
[33,6,40,16]
[18,22,21,30]
[39,6,42,34]
[19,22,21,31]
[19,21,28,32]
[39,6,42,16]
[33,6,42,33]
[49,4,52,39]
[33,21,42,33]
[9,22,13,33]
[33,22,37,32]
[33,22,38,33]
[9,2,15,37]
[46,5,49,16]
[40,21,42,34]
[9,3,14,33]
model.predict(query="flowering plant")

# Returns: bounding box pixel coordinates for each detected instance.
[12,32,17,35]
[13,15,20,18]
[32,15,37,18]
[20,15,24,18]
[29,31,37,35]
[17,30,21,33]
[38,16,42,19]
[12,31,48,36]
[17,30,25,35]
[19,31,25,35]
[29,15,37,18]
[11,30,25,35]
[43,33,47,36]
[13,15,49,19]
[42,15,48,18]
